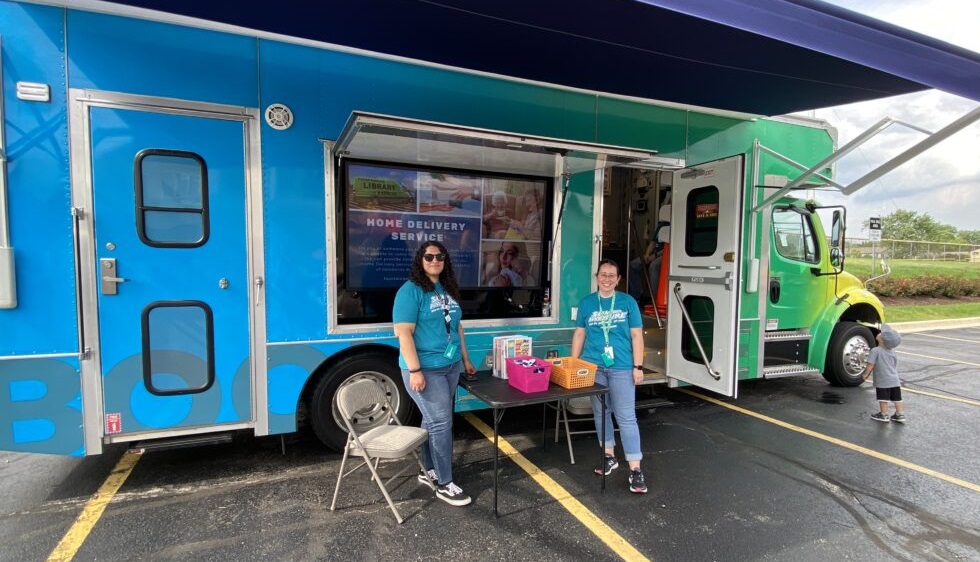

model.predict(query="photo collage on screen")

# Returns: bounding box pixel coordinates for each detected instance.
[345,162,545,289]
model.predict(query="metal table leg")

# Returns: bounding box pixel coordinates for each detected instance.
[493,407,505,517]
[601,393,606,492]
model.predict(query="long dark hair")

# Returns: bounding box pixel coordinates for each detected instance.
[408,241,461,301]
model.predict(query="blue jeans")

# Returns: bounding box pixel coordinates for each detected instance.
[402,362,461,485]
[590,367,643,462]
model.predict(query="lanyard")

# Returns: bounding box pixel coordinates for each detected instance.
[598,292,616,346]
[436,289,452,340]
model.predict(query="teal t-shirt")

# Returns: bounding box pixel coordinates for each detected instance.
[575,291,642,369]
[392,280,463,369]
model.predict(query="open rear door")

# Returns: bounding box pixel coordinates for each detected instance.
[666,156,744,397]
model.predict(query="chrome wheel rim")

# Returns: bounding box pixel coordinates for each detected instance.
[841,335,871,376]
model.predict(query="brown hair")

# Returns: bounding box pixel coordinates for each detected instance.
[408,241,461,300]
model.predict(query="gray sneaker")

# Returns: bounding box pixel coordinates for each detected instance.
[629,469,648,494]
[417,468,437,490]
[435,482,472,506]
[594,454,619,476]
[870,412,890,423]
[890,414,907,424]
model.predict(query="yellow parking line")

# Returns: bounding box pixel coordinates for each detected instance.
[903,387,980,407]
[47,450,143,562]
[678,389,980,494]
[897,350,980,368]
[462,412,650,562]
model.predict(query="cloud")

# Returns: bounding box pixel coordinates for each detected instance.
[799,1,980,234]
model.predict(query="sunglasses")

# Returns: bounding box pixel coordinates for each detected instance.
[422,253,447,262]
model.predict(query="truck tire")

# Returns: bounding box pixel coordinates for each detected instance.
[823,322,874,387]
[309,353,417,451]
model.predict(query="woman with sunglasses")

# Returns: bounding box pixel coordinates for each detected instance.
[392,241,477,506]
[570,259,648,494]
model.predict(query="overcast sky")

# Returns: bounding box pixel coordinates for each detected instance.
[798,0,980,236]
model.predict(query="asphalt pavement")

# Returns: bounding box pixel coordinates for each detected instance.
[1,323,978,562]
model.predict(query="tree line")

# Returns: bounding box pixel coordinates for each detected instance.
[866,210,980,245]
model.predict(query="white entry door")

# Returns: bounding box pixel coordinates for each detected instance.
[665,156,744,396]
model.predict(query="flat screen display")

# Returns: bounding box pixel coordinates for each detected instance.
[344,161,549,291]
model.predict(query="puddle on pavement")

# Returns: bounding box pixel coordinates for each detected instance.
[815,391,846,404]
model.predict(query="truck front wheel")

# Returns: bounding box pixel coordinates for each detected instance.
[823,322,873,387]
[309,354,417,451]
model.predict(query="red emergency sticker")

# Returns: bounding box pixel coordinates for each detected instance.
[105,412,122,435]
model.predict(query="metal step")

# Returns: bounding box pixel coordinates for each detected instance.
[130,432,234,453]
[762,364,822,379]
[764,329,812,341]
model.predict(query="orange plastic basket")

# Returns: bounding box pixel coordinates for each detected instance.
[549,357,597,389]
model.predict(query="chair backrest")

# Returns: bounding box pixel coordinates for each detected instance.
[335,378,394,434]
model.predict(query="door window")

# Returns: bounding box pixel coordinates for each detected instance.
[135,150,210,247]
[680,295,714,363]
[772,207,818,263]
[141,301,215,396]
[685,187,719,257]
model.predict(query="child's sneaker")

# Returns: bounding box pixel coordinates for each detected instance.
[435,482,472,506]
[417,468,437,490]
[594,454,619,476]
[628,469,648,494]
[870,412,890,423]
[890,414,907,424]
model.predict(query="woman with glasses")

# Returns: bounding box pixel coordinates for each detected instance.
[392,241,477,506]
[570,259,648,494]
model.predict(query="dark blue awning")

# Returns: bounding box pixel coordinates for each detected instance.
[100,0,980,115]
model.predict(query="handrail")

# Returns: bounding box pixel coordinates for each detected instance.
[628,218,663,328]
[0,36,17,309]
[671,283,720,380]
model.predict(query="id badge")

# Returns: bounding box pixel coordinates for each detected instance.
[601,346,615,367]
[443,342,458,359]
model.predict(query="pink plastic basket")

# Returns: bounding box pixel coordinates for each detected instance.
[506,356,552,393]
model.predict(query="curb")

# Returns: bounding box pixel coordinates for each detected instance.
[889,317,980,333]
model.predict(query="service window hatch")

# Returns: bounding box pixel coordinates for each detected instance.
[334,112,662,177]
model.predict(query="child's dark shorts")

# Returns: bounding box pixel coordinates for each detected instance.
[875,386,903,402]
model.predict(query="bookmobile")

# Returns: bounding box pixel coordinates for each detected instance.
[2,0,977,456]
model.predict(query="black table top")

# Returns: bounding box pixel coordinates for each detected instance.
[459,372,608,408]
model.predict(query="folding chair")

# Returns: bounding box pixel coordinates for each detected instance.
[329,378,429,524]
[554,396,617,464]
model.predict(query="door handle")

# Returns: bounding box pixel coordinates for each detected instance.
[100,258,128,295]
[769,279,780,303]
[677,264,721,270]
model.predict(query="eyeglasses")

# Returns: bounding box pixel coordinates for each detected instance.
[423,253,447,262]
[501,250,518,256]
[597,273,619,279]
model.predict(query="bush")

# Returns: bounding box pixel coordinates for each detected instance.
[866,275,980,298]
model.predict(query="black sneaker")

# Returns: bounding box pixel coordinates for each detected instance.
[435,482,472,506]
[629,469,648,494]
[417,468,437,491]
[890,414,907,424]
[594,454,619,476]
[870,412,890,423]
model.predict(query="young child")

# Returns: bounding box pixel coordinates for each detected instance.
[862,324,905,423]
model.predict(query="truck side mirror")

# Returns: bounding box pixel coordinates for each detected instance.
[829,246,843,268]
[830,210,845,271]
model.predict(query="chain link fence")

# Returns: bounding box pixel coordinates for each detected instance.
[848,238,980,262]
